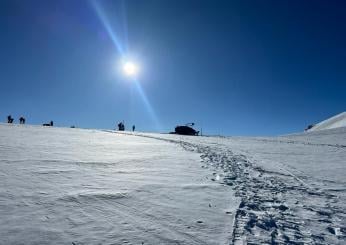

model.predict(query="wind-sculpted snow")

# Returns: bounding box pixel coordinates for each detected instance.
[130,130,346,244]
[1,124,345,244]
[0,124,236,245]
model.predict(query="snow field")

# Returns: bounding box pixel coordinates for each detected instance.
[1,122,345,244]
[133,128,346,244]
[0,124,238,245]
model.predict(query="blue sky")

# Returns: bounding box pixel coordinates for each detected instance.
[0,0,345,136]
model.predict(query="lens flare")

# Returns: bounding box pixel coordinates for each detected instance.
[90,0,161,131]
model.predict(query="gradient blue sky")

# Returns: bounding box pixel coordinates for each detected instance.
[1,0,345,136]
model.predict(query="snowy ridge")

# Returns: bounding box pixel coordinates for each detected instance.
[308,112,346,131]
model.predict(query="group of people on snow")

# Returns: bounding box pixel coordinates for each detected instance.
[6,115,135,131]
[117,122,135,132]
[7,115,25,124]
[6,115,53,127]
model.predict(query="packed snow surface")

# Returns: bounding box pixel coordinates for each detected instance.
[0,124,236,245]
[131,129,346,244]
[1,123,345,244]
[308,111,346,131]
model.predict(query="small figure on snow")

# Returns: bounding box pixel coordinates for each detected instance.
[43,121,53,126]
[132,125,135,132]
[19,117,25,124]
[305,124,314,131]
[117,122,125,131]
[7,115,14,124]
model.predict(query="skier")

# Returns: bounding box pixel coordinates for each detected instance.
[132,125,135,132]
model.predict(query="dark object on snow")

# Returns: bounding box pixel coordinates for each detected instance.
[118,122,125,131]
[7,115,14,124]
[132,125,135,132]
[43,121,53,126]
[174,123,199,136]
[19,117,25,124]
[305,124,315,131]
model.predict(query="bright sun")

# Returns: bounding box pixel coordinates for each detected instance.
[122,61,138,77]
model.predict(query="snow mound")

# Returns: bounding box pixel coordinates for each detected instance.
[307,111,346,131]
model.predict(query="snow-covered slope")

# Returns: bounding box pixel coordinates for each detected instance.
[133,130,346,244]
[0,124,237,245]
[308,111,346,131]
[1,123,345,244]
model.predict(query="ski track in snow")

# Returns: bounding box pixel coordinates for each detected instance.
[119,131,346,244]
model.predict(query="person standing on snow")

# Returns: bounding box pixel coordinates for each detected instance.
[19,116,25,124]
[7,115,14,123]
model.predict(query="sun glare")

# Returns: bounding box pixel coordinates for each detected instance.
[123,61,138,77]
